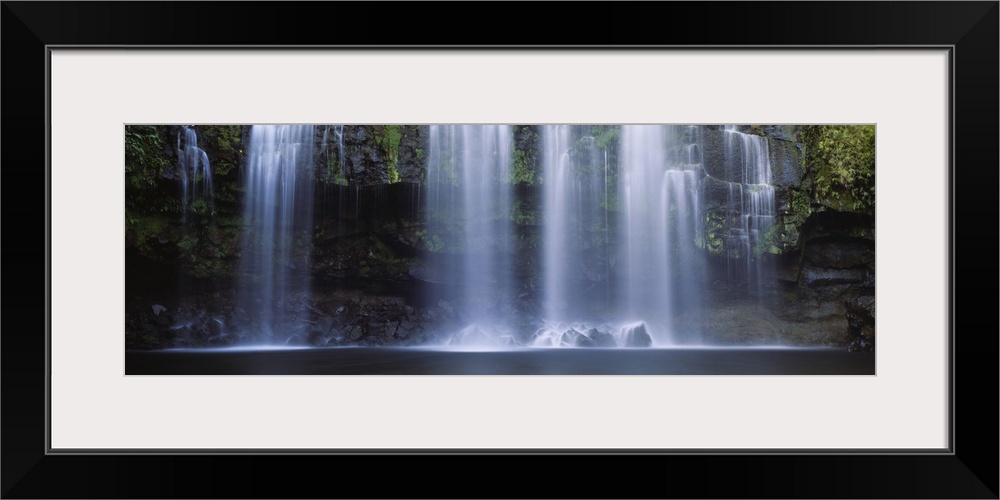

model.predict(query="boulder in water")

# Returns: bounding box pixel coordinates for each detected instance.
[560,329,595,347]
[621,323,652,348]
[587,328,617,347]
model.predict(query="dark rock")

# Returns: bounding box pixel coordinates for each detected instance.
[699,175,741,213]
[804,211,876,241]
[773,253,802,283]
[397,125,427,184]
[344,325,364,341]
[767,138,803,187]
[560,329,595,347]
[801,264,869,287]
[621,323,652,348]
[152,311,172,326]
[762,125,799,142]
[804,238,874,269]
[587,328,617,347]
[702,128,746,183]
[208,316,225,336]
[847,337,872,352]
[845,294,875,352]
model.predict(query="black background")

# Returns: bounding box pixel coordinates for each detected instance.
[3,2,997,498]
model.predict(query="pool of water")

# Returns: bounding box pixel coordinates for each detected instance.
[125,346,875,375]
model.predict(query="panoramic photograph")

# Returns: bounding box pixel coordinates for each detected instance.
[124,124,875,375]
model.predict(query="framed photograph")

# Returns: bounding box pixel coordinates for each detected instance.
[4,2,996,498]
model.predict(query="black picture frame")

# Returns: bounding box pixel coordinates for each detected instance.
[3,2,996,498]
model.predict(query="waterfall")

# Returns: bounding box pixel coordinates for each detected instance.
[722,126,776,288]
[541,126,607,322]
[618,125,704,344]
[542,125,573,321]
[176,126,213,217]
[240,125,316,343]
[425,125,514,342]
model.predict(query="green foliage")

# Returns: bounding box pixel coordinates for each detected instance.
[510,126,540,185]
[189,197,209,216]
[753,223,781,257]
[802,125,876,212]
[512,199,537,225]
[327,153,349,186]
[510,149,536,185]
[415,229,445,252]
[177,235,199,251]
[214,125,242,151]
[125,126,169,187]
[589,125,620,152]
[374,125,403,184]
[699,211,726,255]
[790,189,812,217]
[207,125,242,177]
[126,215,171,253]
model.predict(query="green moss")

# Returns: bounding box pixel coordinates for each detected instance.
[510,148,536,185]
[177,235,199,251]
[189,197,210,216]
[510,126,540,185]
[326,153,349,186]
[126,215,172,253]
[791,189,811,217]
[125,126,169,188]
[801,125,875,213]
[699,211,727,255]
[512,199,537,225]
[415,229,445,252]
[125,125,173,215]
[214,125,242,151]
[753,224,780,257]
[589,125,620,151]
[374,125,403,184]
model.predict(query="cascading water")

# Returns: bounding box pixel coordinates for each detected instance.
[721,126,775,288]
[240,125,316,343]
[541,125,608,322]
[176,126,213,217]
[618,125,704,345]
[542,125,573,321]
[425,125,514,344]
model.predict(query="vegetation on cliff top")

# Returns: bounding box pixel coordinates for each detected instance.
[801,125,876,213]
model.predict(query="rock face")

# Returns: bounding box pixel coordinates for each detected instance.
[804,238,875,269]
[845,295,876,352]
